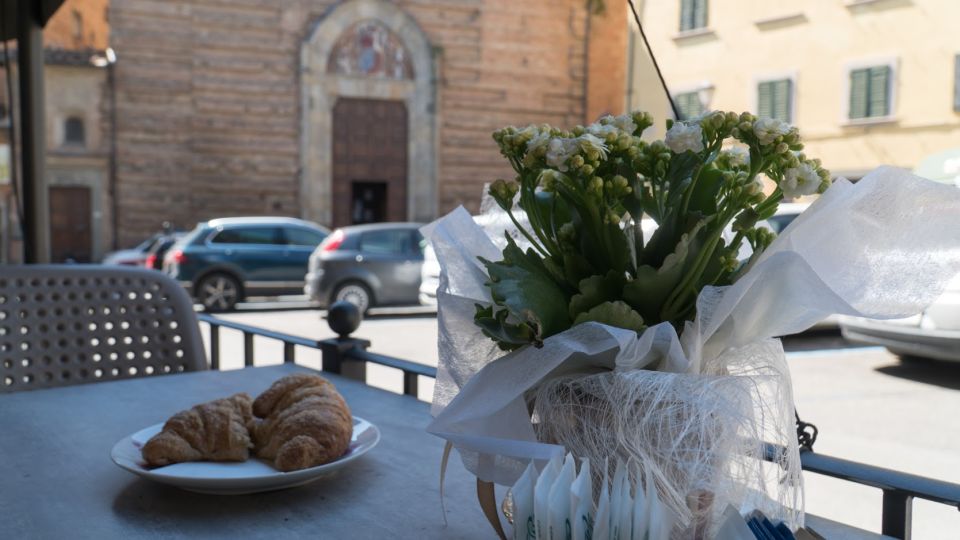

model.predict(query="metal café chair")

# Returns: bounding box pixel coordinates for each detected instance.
[0,265,207,393]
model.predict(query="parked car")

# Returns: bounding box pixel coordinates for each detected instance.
[419,242,440,306]
[102,233,165,266]
[839,273,960,362]
[767,202,810,234]
[164,217,330,311]
[305,222,425,313]
[144,232,185,270]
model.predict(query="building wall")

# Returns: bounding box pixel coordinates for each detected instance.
[44,0,111,50]
[108,0,626,246]
[45,65,111,261]
[628,0,960,177]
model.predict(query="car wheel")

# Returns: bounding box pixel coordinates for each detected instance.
[197,273,241,312]
[332,282,372,314]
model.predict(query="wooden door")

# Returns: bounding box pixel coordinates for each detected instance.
[49,186,92,263]
[332,98,408,227]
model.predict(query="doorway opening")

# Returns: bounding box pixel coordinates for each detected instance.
[351,181,387,224]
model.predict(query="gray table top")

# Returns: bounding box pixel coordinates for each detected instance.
[0,364,493,539]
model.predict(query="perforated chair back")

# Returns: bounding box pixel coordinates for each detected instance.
[0,265,207,393]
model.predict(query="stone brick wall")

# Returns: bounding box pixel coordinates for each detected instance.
[109,0,624,246]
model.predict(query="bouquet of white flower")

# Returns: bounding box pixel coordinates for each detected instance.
[424,111,960,538]
[477,112,828,352]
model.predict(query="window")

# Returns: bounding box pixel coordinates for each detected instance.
[210,227,283,245]
[674,91,705,120]
[72,10,83,42]
[954,54,960,112]
[64,117,85,146]
[848,65,892,120]
[284,227,325,246]
[359,229,411,255]
[679,0,708,32]
[757,79,793,122]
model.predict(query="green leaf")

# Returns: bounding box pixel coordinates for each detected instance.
[624,221,705,323]
[602,220,631,274]
[473,304,534,351]
[573,301,646,333]
[568,271,627,318]
[563,252,596,287]
[480,235,572,343]
[687,167,724,216]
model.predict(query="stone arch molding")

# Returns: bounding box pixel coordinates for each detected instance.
[301,0,437,226]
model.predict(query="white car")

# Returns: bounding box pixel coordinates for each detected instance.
[419,242,440,306]
[839,274,960,362]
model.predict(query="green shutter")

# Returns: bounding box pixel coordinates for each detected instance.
[680,0,694,31]
[773,79,792,122]
[758,79,792,122]
[953,54,959,112]
[694,0,708,30]
[757,82,773,119]
[849,68,870,119]
[680,0,707,31]
[674,92,703,120]
[868,66,890,117]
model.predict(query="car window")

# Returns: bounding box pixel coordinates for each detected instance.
[284,227,326,246]
[767,214,798,234]
[210,227,283,245]
[359,229,411,255]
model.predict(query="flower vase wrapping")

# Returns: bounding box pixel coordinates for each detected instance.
[424,112,960,537]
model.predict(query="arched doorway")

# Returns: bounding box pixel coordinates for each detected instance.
[301,0,437,228]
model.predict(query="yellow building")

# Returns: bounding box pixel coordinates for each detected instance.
[627,0,960,180]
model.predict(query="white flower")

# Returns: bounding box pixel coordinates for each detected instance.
[577,133,608,159]
[753,117,791,146]
[611,114,637,134]
[586,123,619,138]
[781,162,820,198]
[723,146,750,167]
[526,131,551,156]
[545,138,579,171]
[664,122,704,154]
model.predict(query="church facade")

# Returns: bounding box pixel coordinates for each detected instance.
[108,0,627,245]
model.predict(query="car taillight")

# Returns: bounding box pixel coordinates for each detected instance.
[171,250,187,264]
[145,254,157,268]
[320,230,344,252]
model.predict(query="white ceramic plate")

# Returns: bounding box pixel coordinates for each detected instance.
[111,416,379,495]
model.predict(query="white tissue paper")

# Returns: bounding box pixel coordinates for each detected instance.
[425,167,960,533]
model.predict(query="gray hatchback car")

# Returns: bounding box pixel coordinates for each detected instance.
[305,222,425,313]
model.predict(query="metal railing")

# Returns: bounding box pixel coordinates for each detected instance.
[196,303,436,397]
[197,303,959,540]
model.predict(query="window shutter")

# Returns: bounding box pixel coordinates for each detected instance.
[757,82,773,119]
[868,66,890,117]
[675,92,703,120]
[680,0,694,31]
[773,79,792,122]
[953,54,960,112]
[694,0,708,30]
[849,68,869,119]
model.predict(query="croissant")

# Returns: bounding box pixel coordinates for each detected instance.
[250,374,352,472]
[142,393,254,467]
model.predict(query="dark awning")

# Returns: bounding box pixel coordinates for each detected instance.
[0,0,64,40]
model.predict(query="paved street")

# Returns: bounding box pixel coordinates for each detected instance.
[206,306,960,538]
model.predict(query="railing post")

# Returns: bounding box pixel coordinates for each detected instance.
[882,490,913,539]
[243,332,254,367]
[283,342,296,364]
[320,302,369,383]
[209,323,220,370]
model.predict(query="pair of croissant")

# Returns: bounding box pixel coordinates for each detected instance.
[141,373,353,472]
